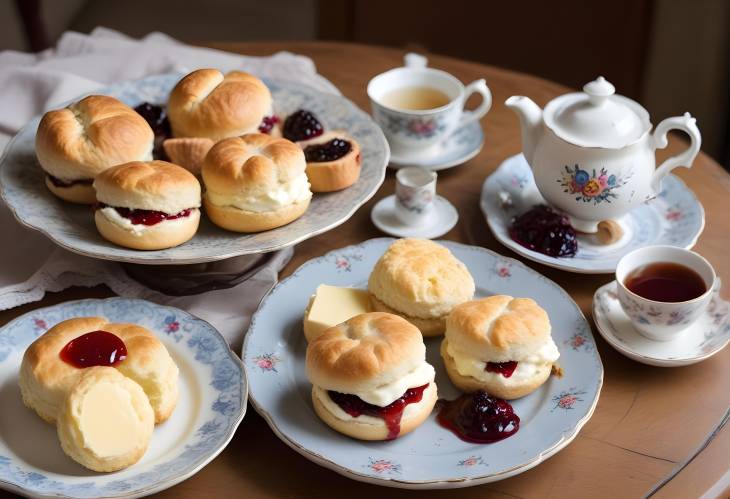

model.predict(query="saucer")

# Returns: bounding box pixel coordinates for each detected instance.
[388,121,484,171]
[592,281,730,366]
[371,194,458,238]
[481,154,705,274]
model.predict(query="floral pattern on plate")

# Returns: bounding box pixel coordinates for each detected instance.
[593,281,730,366]
[481,154,705,273]
[0,298,245,498]
[243,238,603,488]
[0,73,389,265]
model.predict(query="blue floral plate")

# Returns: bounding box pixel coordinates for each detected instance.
[0,74,389,265]
[243,238,603,488]
[0,298,245,498]
[481,154,705,274]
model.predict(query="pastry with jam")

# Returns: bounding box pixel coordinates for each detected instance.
[440,295,560,400]
[305,312,437,440]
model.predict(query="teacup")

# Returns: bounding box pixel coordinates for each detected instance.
[367,53,492,157]
[615,245,716,341]
[395,166,437,226]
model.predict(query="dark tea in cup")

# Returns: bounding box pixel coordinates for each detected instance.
[624,262,706,302]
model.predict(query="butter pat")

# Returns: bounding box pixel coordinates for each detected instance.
[79,381,143,457]
[303,285,371,341]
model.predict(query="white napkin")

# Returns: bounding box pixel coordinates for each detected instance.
[0,28,338,349]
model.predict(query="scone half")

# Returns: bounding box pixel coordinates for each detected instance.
[298,131,362,192]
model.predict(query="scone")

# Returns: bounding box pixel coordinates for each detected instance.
[368,239,475,337]
[306,312,437,441]
[35,95,154,204]
[440,295,560,400]
[19,316,179,424]
[167,69,275,141]
[57,366,154,472]
[162,137,215,176]
[297,131,361,192]
[202,133,312,232]
[93,160,201,250]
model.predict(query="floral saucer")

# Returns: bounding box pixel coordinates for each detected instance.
[389,121,484,171]
[370,194,458,239]
[480,154,705,274]
[0,298,246,498]
[593,281,730,367]
[244,238,603,488]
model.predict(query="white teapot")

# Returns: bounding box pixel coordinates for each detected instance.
[505,77,701,233]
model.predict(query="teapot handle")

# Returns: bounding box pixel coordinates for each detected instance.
[651,112,701,193]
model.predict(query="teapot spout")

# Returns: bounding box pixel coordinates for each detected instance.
[505,96,543,165]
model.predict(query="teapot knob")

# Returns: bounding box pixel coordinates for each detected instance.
[583,76,615,107]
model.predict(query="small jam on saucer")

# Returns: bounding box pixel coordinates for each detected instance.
[437,390,520,443]
[60,330,127,368]
[509,205,578,258]
[329,383,430,440]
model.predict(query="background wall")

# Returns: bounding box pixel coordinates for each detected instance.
[4,0,729,166]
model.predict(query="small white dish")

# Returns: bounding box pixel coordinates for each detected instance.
[0,298,246,498]
[592,281,730,366]
[371,194,458,239]
[481,154,705,274]
[389,121,484,171]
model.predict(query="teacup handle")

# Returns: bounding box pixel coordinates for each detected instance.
[458,79,492,128]
[651,112,701,193]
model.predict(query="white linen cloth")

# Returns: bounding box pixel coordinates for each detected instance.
[0,28,338,349]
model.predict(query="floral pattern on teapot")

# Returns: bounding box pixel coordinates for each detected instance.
[558,164,633,204]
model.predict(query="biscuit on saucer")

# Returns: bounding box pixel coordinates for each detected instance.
[441,295,560,399]
[306,312,437,441]
[202,133,312,232]
[19,316,179,424]
[368,239,475,336]
[35,95,154,204]
[168,69,274,141]
[93,160,201,250]
[57,366,154,472]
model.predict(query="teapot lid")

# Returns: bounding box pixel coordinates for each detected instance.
[543,76,651,148]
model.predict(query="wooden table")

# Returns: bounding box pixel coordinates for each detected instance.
[3,42,729,498]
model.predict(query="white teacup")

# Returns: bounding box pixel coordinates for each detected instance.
[615,245,717,341]
[367,53,492,157]
[395,166,437,226]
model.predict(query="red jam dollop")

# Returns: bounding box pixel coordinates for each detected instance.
[258,115,281,134]
[509,205,578,258]
[486,361,518,378]
[134,102,171,160]
[328,383,429,440]
[437,391,520,443]
[96,203,192,226]
[47,174,93,188]
[60,330,127,368]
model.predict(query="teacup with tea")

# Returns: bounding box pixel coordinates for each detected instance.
[367,53,492,157]
[615,245,716,341]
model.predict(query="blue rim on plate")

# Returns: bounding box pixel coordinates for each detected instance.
[0,298,246,499]
[243,238,603,489]
[0,73,389,265]
[481,154,705,274]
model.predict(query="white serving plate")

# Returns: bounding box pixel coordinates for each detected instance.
[243,238,603,488]
[480,154,705,274]
[0,74,389,265]
[0,298,245,498]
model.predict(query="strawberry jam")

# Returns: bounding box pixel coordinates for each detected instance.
[258,115,280,134]
[96,203,192,226]
[437,391,519,443]
[60,330,127,368]
[486,361,518,377]
[47,174,93,188]
[328,383,429,440]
